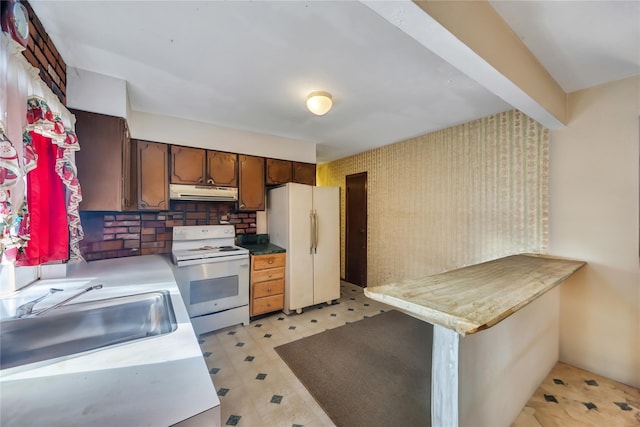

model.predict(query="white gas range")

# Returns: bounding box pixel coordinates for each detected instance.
[171,225,250,335]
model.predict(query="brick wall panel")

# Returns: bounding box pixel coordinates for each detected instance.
[124,240,140,249]
[22,1,66,104]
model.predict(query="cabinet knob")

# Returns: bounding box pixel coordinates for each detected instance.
[268,274,272,278]
[268,260,273,264]
[267,288,272,292]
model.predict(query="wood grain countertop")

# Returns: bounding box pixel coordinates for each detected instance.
[364,254,585,336]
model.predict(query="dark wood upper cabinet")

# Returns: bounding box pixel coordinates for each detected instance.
[238,155,265,211]
[266,158,292,185]
[171,146,237,187]
[292,162,316,186]
[207,151,237,187]
[170,146,206,184]
[133,140,169,210]
[72,109,132,211]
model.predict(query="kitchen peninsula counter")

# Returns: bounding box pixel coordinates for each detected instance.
[0,255,219,427]
[364,253,585,336]
[364,253,585,427]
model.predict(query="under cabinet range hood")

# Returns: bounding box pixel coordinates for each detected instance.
[169,184,238,202]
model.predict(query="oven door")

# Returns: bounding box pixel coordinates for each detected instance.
[173,256,250,318]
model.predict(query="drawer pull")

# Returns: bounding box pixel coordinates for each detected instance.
[268,274,272,278]
[268,260,273,264]
[267,288,272,292]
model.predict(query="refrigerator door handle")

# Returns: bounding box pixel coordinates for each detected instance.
[310,210,315,254]
[314,210,319,254]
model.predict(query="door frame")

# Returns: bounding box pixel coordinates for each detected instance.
[345,172,367,286]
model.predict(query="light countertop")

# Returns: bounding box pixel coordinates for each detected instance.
[0,255,219,427]
[365,254,585,336]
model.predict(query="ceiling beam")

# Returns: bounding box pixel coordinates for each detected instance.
[362,0,567,128]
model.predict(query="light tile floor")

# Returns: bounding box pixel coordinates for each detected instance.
[198,282,640,427]
[198,281,390,426]
[513,362,640,427]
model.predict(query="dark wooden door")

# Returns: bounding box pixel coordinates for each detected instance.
[207,151,237,186]
[292,162,316,185]
[266,158,292,185]
[238,155,265,211]
[346,172,367,287]
[135,140,168,210]
[170,146,205,184]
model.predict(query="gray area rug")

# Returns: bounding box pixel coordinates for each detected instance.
[275,310,433,427]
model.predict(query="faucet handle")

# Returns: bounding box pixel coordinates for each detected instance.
[14,288,64,318]
[32,284,104,317]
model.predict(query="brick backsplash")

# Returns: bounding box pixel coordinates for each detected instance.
[79,201,257,262]
[22,1,67,104]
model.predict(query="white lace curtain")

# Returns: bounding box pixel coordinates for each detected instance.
[0,32,83,265]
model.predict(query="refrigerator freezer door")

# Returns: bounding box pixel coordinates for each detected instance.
[312,186,341,304]
[287,183,315,311]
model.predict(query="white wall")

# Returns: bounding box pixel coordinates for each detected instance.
[549,75,640,388]
[459,287,560,427]
[67,68,316,163]
[66,67,128,118]
[128,110,316,163]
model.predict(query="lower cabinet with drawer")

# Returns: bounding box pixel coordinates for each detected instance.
[250,253,286,317]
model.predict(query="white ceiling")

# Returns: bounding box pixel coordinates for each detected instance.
[30,1,640,163]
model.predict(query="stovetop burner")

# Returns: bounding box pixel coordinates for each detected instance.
[187,245,239,252]
[188,246,214,251]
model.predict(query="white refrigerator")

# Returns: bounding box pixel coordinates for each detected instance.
[267,183,340,314]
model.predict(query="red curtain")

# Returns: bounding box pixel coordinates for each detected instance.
[17,131,68,265]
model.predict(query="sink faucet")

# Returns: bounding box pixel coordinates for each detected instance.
[15,284,103,318]
[14,288,63,318]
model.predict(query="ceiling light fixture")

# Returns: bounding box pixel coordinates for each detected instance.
[306,91,333,116]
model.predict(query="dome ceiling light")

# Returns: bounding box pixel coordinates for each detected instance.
[306,91,333,116]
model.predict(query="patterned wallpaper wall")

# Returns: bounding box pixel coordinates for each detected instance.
[317,110,549,287]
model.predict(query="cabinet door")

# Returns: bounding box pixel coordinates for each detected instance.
[266,159,292,185]
[292,162,316,186]
[170,146,206,184]
[121,122,132,210]
[238,155,265,211]
[72,109,129,211]
[207,151,237,186]
[135,140,169,210]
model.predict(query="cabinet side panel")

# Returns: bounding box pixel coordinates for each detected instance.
[267,186,290,308]
[73,109,124,211]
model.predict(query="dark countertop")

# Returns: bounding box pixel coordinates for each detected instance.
[239,243,286,255]
[236,234,285,255]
